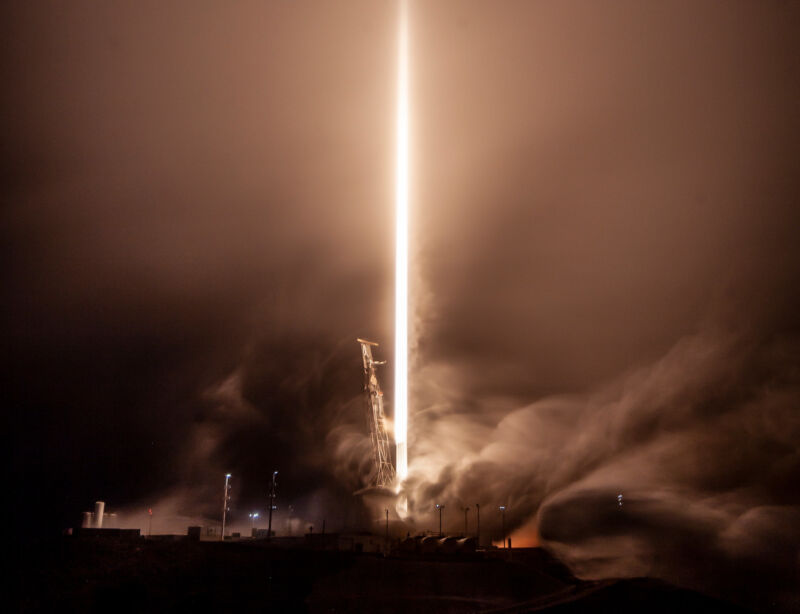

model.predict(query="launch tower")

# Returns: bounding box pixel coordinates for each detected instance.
[357,339,396,488]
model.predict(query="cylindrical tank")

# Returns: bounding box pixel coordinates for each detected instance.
[456,537,476,553]
[81,511,93,528]
[94,501,105,528]
[399,537,416,553]
[439,536,459,554]
[420,535,439,553]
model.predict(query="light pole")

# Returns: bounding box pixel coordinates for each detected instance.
[435,504,445,536]
[475,503,480,548]
[221,473,232,541]
[249,512,259,533]
[499,505,506,549]
[385,508,390,553]
[268,470,277,540]
[463,507,469,536]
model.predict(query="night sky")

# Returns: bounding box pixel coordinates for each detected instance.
[5,1,799,608]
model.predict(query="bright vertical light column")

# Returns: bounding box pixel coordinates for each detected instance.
[394,0,409,482]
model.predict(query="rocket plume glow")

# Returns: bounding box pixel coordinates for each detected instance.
[394,0,409,482]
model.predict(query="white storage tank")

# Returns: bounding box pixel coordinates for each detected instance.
[94,501,105,528]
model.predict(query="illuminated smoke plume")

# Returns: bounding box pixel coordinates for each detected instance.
[402,316,800,610]
[4,2,798,612]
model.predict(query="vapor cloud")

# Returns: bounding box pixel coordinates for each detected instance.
[405,319,799,599]
[4,1,798,611]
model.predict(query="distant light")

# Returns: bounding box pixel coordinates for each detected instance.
[226,473,231,478]
[499,506,506,511]
[617,494,624,507]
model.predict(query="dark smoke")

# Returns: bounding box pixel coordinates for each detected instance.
[4,1,799,612]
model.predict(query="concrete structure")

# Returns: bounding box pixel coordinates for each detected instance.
[400,534,477,555]
[75,528,140,540]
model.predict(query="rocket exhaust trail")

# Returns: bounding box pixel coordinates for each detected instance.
[394,0,409,484]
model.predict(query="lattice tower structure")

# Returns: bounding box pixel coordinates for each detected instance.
[357,339,396,487]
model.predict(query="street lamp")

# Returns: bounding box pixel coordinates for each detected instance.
[385,508,390,554]
[475,503,481,548]
[268,470,278,540]
[499,505,506,549]
[249,512,259,531]
[435,504,445,536]
[221,473,232,541]
[463,507,470,536]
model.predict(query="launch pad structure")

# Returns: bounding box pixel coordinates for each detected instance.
[357,339,396,489]
[353,0,410,508]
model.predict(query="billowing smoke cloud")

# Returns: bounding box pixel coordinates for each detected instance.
[134,332,383,533]
[4,1,798,611]
[403,316,800,608]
